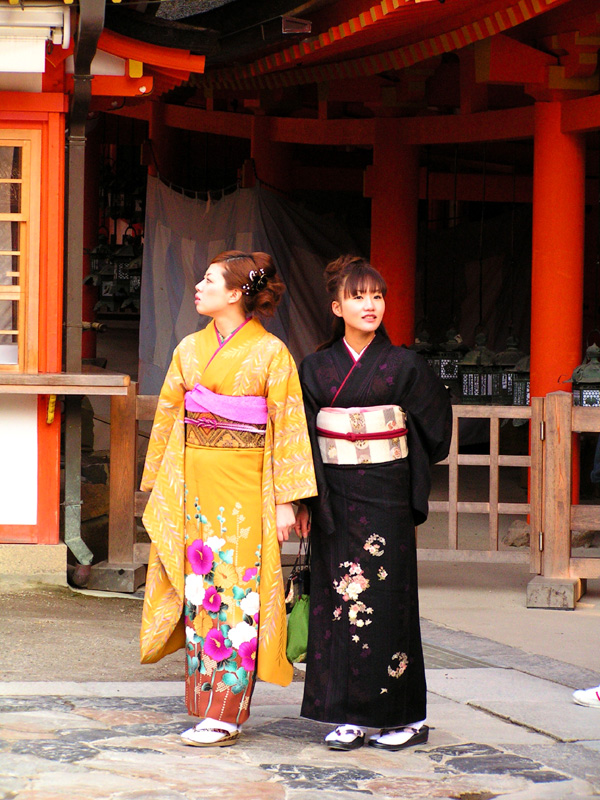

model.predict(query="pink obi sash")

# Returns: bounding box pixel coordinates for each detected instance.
[185,384,268,435]
[316,404,408,465]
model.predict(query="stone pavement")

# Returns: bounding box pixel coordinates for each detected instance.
[2,618,599,800]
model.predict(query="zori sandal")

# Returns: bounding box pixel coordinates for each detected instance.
[368,724,429,752]
[180,725,241,747]
[325,724,365,751]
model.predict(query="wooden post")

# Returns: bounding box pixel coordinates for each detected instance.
[526,391,584,608]
[489,416,499,550]
[108,380,137,564]
[542,392,572,578]
[529,396,544,575]
[88,381,145,592]
[447,407,459,550]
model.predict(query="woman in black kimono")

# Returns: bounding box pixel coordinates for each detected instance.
[296,255,452,752]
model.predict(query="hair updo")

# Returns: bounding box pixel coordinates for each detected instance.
[210,250,285,320]
[318,254,388,349]
[324,254,387,300]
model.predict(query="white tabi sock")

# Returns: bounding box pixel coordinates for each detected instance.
[325,724,368,743]
[197,716,239,733]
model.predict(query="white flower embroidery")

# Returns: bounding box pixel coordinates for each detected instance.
[334,562,369,601]
[185,625,199,643]
[228,620,257,649]
[240,591,260,617]
[185,574,206,607]
[205,535,226,552]
[378,567,388,581]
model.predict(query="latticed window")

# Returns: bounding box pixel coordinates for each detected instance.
[0,130,40,372]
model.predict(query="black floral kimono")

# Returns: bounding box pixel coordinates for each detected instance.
[299,332,452,728]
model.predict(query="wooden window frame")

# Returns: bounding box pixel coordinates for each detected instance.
[0,129,41,374]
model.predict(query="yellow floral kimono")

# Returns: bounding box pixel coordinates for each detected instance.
[140,318,316,721]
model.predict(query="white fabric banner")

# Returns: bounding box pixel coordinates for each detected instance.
[139,178,359,394]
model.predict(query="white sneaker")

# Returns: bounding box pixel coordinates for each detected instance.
[572,685,600,708]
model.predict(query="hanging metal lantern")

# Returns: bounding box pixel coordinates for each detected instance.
[127,253,143,296]
[512,355,530,406]
[570,344,600,407]
[113,227,138,281]
[437,329,467,383]
[459,332,496,404]
[493,335,525,405]
[426,328,466,382]
[88,228,111,274]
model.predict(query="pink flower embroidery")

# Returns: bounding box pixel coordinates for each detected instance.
[202,585,221,614]
[242,567,258,582]
[204,629,233,662]
[187,540,214,575]
[239,638,257,672]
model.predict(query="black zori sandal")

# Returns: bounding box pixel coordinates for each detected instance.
[325,725,366,751]
[368,724,429,752]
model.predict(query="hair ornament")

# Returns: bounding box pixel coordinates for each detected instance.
[242,268,268,296]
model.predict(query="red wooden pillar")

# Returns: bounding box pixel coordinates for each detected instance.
[367,121,419,345]
[530,101,585,502]
[530,102,585,398]
[250,116,292,193]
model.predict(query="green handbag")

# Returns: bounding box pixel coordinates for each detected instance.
[285,537,310,664]
[286,594,310,663]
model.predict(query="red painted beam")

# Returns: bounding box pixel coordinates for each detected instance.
[0,92,67,113]
[163,105,253,139]
[271,116,375,146]
[475,35,556,86]
[562,92,600,133]
[399,106,535,144]
[108,102,536,148]
[67,75,154,98]
[98,30,205,73]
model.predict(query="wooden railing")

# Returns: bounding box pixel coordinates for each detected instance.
[101,386,600,604]
[423,401,542,569]
[542,392,600,582]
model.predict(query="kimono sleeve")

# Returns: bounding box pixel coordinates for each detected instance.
[140,346,186,493]
[266,345,317,505]
[298,356,336,536]
[400,350,452,465]
[398,350,452,525]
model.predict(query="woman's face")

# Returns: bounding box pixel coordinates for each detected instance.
[194,263,239,317]
[332,285,385,337]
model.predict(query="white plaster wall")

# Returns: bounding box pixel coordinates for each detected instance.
[0,395,37,525]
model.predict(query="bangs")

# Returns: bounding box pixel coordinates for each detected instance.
[342,265,387,298]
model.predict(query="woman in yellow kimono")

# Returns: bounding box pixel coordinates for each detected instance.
[140,251,316,747]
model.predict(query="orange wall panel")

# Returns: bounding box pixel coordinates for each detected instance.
[0,102,65,545]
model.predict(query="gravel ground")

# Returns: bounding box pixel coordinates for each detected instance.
[0,586,182,682]
[0,585,306,684]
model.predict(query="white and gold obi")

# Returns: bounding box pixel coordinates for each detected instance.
[316,405,408,466]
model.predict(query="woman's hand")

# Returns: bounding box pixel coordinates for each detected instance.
[276,502,297,543]
[293,503,311,539]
